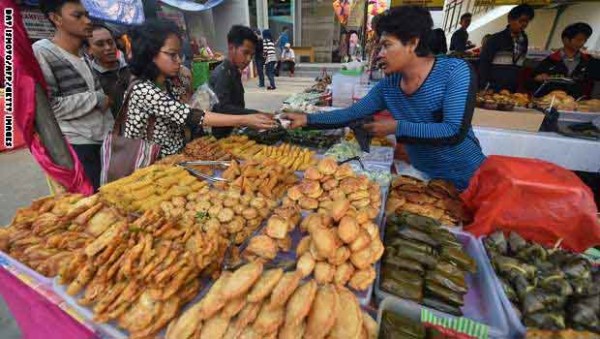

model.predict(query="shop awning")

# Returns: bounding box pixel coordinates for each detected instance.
[159,0,225,12]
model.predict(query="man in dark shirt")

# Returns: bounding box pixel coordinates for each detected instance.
[87,23,130,117]
[479,4,535,92]
[450,13,473,53]
[210,25,260,138]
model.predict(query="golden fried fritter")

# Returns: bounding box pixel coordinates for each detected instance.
[285,280,317,327]
[329,287,363,339]
[269,271,302,309]
[338,216,360,244]
[305,284,339,339]
[348,267,376,291]
[221,261,263,300]
[245,235,278,260]
[247,268,284,303]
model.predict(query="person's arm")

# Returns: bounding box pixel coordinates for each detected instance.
[290,50,295,61]
[307,81,386,126]
[395,61,476,146]
[34,48,107,121]
[532,57,553,82]
[132,81,192,125]
[478,35,496,89]
[209,69,257,115]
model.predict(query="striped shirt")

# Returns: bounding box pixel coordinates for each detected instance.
[308,57,485,189]
[263,39,277,63]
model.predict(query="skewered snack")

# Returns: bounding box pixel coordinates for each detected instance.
[56,208,228,337]
[99,165,209,214]
[484,230,599,334]
[386,175,469,226]
[166,263,377,339]
[0,194,116,277]
[213,159,299,199]
[380,212,476,315]
[285,157,382,221]
[534,90,577,111]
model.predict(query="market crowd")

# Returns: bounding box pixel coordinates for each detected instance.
[31,0,598,195]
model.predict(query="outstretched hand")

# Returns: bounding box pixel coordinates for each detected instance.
[280,113,308,129]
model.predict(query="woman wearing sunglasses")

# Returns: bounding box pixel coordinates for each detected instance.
[124,20,276,157]
[284,7,485,189]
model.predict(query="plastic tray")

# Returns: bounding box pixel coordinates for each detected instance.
[477,237,527,338]
[374,229,510,338]
[558,110,600,123]
[0,250,54,286]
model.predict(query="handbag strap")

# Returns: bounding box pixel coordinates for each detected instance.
[113,79,157,140]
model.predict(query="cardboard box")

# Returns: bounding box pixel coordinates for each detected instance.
[472,107,545,132]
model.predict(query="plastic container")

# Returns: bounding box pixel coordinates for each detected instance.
[332,72,362,108]
[477,237,527,338]
[0,250,54,286]
[374,230,510,338]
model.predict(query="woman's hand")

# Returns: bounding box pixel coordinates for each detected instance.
[280,113,308,129]
[364,120,397,137]
[534,73,550,82]
[243,113,277,129]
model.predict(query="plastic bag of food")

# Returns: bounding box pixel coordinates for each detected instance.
[190,83,219,111]
[461,156,600,252]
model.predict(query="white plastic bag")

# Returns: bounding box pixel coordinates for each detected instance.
[190,84,219,111]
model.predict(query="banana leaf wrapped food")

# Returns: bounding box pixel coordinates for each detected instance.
[434,261,466,282]
[387,237,435,256]
[394,227,440,248]
[508,232,528,254]
[379,310,426,339]
[424,281,465,306]
[392,212,441,232]
[383,253,425,274]
[538,272,573,297]
[382,268,423,289]
[396,246,438,269]
[500,278,519,303]
[425,270,468,294]
[440,246,477,273]
[522,289,567,315]
[422,297,463,316]
[381,277,424,302]
[493,254,536,280]
[524,312,567,331]
[484,230,508,255]
[568,302,600,333]
[516,243,548,263]
[429,228,463,249]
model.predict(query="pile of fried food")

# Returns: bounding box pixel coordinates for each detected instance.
[244,206,302,261]
[484,231,599,335]
[534,90,577,111]
[284,157,382,220]
[381,213,476,316]
[345,131,394,147]
[218,136,318,171]
[476,89,531,110]
[166,262,378,339]
[214,160,299,199]
[576,99,600,113]
[99,165,208,214]
[160,187,278,245]
[157,136,232,166]
[0,194,119,277]
[294,211,384,291]
[58,209,229,337]
[385,176,468,226]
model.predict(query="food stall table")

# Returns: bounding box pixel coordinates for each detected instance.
[474,126,600,172]
[0,263,96,338]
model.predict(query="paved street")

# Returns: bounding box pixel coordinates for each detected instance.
[0,75,312,337]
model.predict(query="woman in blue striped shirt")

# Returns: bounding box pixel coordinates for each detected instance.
[284,7,485,190]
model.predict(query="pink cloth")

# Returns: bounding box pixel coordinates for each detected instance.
[0,267,95,339]
[0,1,93,194]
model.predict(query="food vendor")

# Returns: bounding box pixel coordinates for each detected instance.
[478,4,535,92]
[283,6,486,190]
[532,22,594,99]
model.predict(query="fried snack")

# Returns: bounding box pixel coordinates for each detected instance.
[269,271,302,309]
[222,262,264,300]
[338,216,360,244]
[265,215,289,239]
[299,197,319,210]
[200,272,232,319]
[253,303,285,335]
[350,245,373,270]
[328,246,351,266]
[305,284,339,339]
[165,295,204,339]
[334,262,355,286]
[245,235,278,260]
[247,268,284,303]
[217,159,299,199]
[200,313,230,339]
[314,262,335,284]
[230,302,261,335]
[297,252,316,278]
[348,267,376,291]
[296,236,311,257]
[285,280,318,327]
[329,287,363,339]
[279,321,306,339]
[349,228,371,252]
[362,311,378,339]
[331,199,351,222]
[311,227,336,259]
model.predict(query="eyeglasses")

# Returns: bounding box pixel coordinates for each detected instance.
[160,50,183,62]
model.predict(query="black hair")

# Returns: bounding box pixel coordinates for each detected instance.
[460,13,472,21]
[428,28,447,55]
[508,4,534,21]
[129,19,182,81]
[561,22,593,41]
[82,22,113,47]
[262,29,273,41]
[227,25,258,47]
[40,0,82,26]
[282,26,289,31]
[374,6,433,57]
